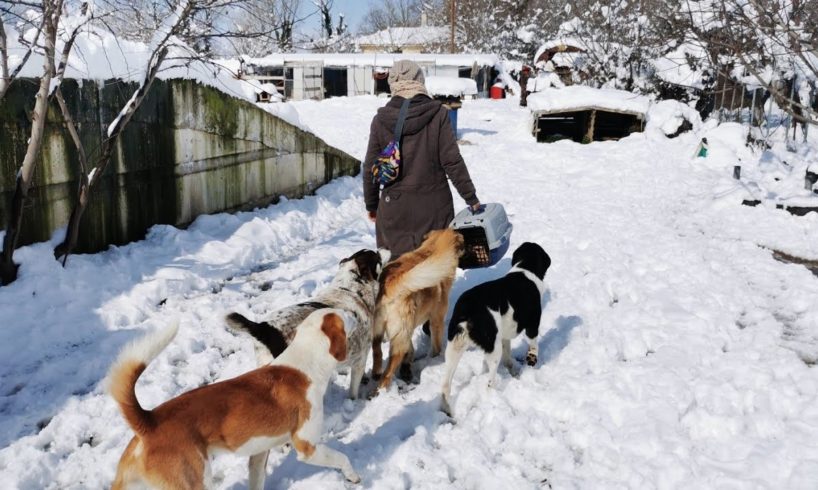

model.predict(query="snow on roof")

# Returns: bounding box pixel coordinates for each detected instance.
[533,38,586,64]
[5,24,276,104]
[231,52,499,68]
[527,86,651,115]
[550,51,582,68]
[356,26,449,47]
[425,76,477,97]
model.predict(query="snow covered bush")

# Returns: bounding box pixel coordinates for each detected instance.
[646,100,703,138]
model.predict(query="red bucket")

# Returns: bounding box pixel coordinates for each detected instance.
[490,85,505,99]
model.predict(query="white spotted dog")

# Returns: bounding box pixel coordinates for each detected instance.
[226,248,389,400]
[109,310,360,490]
[440,242,551,417]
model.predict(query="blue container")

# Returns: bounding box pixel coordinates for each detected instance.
[450,203,513,269]
[448,108,458,138]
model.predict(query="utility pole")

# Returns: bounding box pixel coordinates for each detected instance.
[450,0,456,53]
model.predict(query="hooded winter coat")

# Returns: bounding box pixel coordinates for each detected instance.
[363,94,479,257]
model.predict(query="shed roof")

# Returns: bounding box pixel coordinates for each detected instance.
[533,38,586,65]
[528,86,651,116]
[356,26,449,47]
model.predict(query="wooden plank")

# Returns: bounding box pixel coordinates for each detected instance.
[585,109,596,143]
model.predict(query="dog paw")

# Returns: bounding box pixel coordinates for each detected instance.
[526,353,538,366]
[367,387,382,400]
[398,364,413,382]
[439,397,453,418]
[344,470,361,484]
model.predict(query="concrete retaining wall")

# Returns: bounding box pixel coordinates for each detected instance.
[0,78,359,252]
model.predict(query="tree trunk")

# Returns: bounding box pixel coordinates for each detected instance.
[0,22,8,99]
[1,1,61,285]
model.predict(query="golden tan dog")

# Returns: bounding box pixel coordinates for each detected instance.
[372,228,464,392]
[109,309,360,490]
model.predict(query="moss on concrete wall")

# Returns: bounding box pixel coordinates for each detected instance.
[0,78,359,253]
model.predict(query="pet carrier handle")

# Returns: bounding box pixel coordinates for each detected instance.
[470,204,486,215]
[393,98,411,142]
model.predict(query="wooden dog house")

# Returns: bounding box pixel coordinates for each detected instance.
[528,86,649,143]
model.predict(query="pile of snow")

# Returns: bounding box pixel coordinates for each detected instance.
[703,122,818,209]
[645,99,703,137]
[527,71,565,92]
[527,85,651,115]
[4,23,277,104]
[425,76,477,97]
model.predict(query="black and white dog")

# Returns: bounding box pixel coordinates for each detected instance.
[226,248,389,400]
[440,242,551,416]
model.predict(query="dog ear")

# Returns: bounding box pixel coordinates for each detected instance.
[354,251,381,282]
[320,312,347,362]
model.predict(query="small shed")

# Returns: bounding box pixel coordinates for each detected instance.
[528,86,649,143]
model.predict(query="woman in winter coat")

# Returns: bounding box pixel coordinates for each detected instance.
[363,60,481,258]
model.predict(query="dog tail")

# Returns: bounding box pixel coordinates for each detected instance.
[225,312,288,358]
[107,322,179,437]
[387,247,459,297]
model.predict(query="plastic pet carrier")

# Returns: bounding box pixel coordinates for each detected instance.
[450,203,513,269]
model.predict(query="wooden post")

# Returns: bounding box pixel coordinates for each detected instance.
[585,110,596,143]
[749,87,757,126]
[738,83,746,123]
[718,72,727,122]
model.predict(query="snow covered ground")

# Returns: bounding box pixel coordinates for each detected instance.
[1,94,818,489]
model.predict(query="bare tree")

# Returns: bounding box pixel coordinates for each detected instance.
[1,0,62,284]
[228,0,306,55]
[0,2,47,101]
[360,0,423,34]
[52,0,199,264]
[306,0,352,52]
[718,0,817,126]
[430,0,560,58]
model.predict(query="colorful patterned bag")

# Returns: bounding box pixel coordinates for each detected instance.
[371,98,411,188]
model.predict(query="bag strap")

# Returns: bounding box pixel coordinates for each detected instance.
[393,98,411,142]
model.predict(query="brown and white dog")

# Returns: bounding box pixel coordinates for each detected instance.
[372,228,465,393]
[225,248,388,399]
[108,309,360,490]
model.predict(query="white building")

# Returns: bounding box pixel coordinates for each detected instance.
[231,53,499,101]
